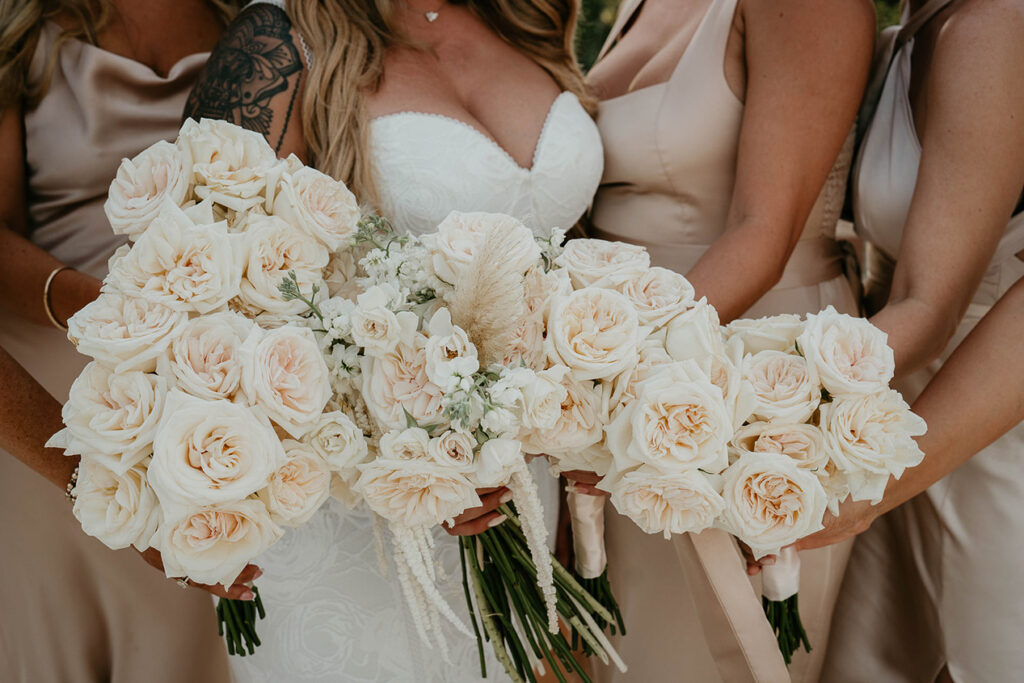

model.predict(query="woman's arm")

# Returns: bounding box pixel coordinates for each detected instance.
[799,274,1024,550]
[684,0,874,323]
[869,0,1024,376]
[183,3,308,158]
[0,105,102,327]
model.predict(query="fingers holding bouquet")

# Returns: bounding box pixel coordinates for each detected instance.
[139,547,263,601]
[442,486,511,535]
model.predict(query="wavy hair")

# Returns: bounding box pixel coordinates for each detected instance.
[287,0,594,207]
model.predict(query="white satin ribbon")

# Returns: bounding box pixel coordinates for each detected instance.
[760,546,801,602]
[567,491,607,579]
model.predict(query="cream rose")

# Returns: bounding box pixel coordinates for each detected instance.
[553,238,650,289]
[361,332,447,431]
[239,326,332,438]
[518,366,570,431]
[719,452,828,558]
[664,298,725,366]
[742,350,821,424]
[157,311,252,401]
[797,306,895,397]
[178,118,277,211]
[324,250,359,298]
[474,438,523,487]
[605,360,733,475]
[428,430,477,474]
[303,411,368,473]
[356,458,480,527]
[262,440,332,526]
[236,213,329,316]
[379,427,432,460]
[819,390,926,503]
[520,372,607,458]
[68,292,188,373]
[273,166,361,251]
[158,499,283,586]
[422,211,540,285]
[149,390,285,507]
[618,266,696,329]
[105,140,191,239]
[424,307,479,387]
[725,314,804,355]
[350,286,419,358]
[61,362,167,473]
[73,457,161,551]
[546,288,640,381]
[607,335,675,413]
[732,422,829,472]
[605,466,725,538]
[106,200,243,313]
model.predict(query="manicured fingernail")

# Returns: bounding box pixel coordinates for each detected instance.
[499,491,513,504]
[565,483,578,494]
[762,557,776,566]
[254,569,263,579]
[488,514,508,528]
[240,589,255,601]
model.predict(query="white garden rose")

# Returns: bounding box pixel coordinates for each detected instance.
[502,310,547,369]
[158,499,282,587]
[349,285,418,358]
[324,250,360,298]
[606,361,733,475]
[356,458,480,527]
[73,457,161,551]
[361,332,447,431]
[798,306,895,397]
[742,350,821,424]
[178,118,277,211]
[820,390,926,503]
[519,366,570,431]
[549,441,615,477]
[428,430,477,474]
[664,298,725,366]
[520,372,607,459]
[237,213,329,316]
[719,452,828,558]
[379,427,431,460]
[474,438,523,488]
[105,140,191,239]
[546,288,640,381]
[239,326,332,438]
[424,308,479,387]
[157,311,252,401]
[303,410,368,472]
[618,266,696,329]
[706,336,757,430]
[273,166,360,251]
[262,440,331,526]
[725,314,804,355]
[61,362,167,473]
[422,211,540,285]
[68,293,188,373]
[605,466,725,538]
[553,238,650,289]
[732,422,829,472]
[149,390,285,507]
[607,334,674,413]
[106,200,243,313]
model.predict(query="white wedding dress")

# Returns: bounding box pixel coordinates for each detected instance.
[230,5,603,681]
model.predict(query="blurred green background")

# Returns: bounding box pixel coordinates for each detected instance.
[576,0,903,70]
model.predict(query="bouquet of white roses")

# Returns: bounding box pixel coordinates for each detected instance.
[719,307,926,662]
[295,213,626,682]
[47,118,362,656]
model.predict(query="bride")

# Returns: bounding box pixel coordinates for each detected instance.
[183,0,602,680]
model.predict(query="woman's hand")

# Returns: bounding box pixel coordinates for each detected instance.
[738,542,777,577]
[443,486,512,536]
[562,469,607,497]
[795,498,879,552]
[137,547,263,601]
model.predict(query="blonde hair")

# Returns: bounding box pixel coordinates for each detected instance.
[287,0,595,207]
[0,0,240,110]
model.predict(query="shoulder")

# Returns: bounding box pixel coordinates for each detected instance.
[932,0,1024,67]
[741,0,875,48]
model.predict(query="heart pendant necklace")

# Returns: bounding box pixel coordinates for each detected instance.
[424,1,444,22]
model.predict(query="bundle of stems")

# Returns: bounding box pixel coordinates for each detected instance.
[460,504,627,683]
[762,594,811,665]
[217,586,266,656]
[570,569,625,655]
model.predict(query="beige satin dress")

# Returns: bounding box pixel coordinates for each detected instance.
[0,22,229,683]
[822,36,1024,683]
[589,0,858,681]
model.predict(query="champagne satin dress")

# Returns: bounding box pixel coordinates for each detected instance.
[589,0,858,681]
[822,36,1024,683]
[0,23,229,683]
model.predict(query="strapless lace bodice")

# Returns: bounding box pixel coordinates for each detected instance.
[371,91,603,235]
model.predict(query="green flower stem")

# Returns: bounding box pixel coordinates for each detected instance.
[459,541,487,676]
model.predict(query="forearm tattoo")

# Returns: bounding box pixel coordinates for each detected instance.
[183,5,302,152]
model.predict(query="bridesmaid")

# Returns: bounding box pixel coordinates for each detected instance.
[580,0,873,680]
[0,1,246,680]
[809,0,1024,680]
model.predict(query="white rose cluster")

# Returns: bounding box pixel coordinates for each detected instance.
[52,120,366,588]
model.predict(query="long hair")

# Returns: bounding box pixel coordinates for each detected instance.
[287,0,595,207]
[0,0,240,111]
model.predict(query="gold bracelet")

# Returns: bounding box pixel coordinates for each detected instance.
[43,266,73,331]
